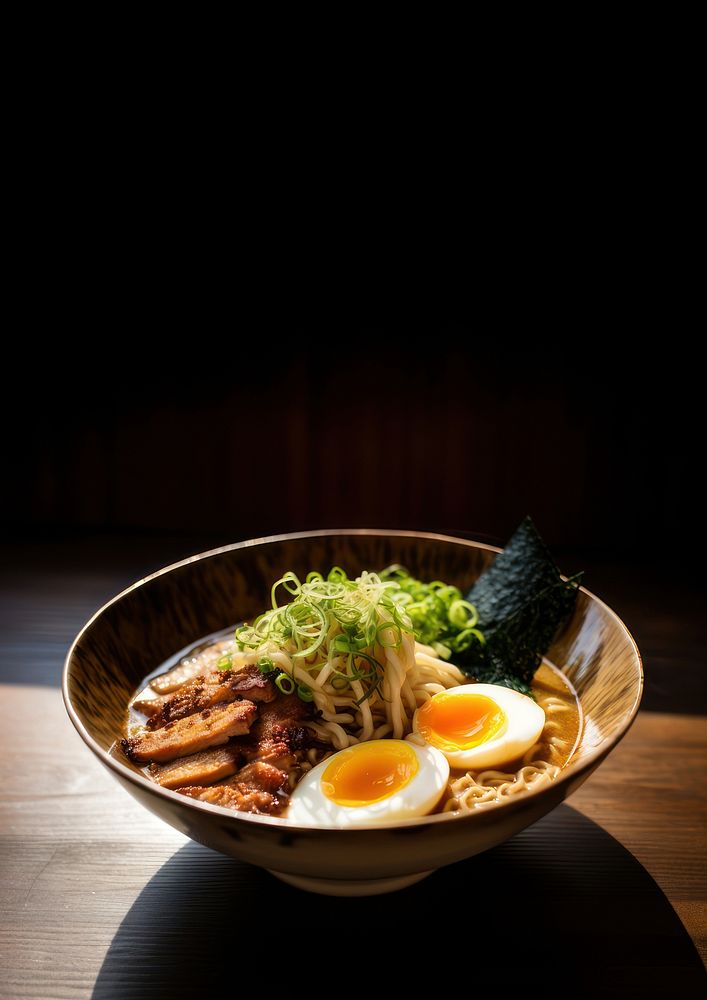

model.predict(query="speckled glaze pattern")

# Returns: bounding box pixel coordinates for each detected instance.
[63,530,643,886]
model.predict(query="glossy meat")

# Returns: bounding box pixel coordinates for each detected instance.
[149,640,233,694]
[178,761,289,815]
[122,700,257,763]
[148,746,242,789]
[132,687,167,717]
[240,691,312,769]
[146,666,275,730]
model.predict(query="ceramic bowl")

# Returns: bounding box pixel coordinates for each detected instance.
[63,530,643,896]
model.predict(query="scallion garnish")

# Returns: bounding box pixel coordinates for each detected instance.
[296,684,314,702]
[380,565,483,659]
[233,566,482,703]
[275,672,295,695]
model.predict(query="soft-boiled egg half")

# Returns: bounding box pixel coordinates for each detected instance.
[288,739,449,827]
[413,683,545,770]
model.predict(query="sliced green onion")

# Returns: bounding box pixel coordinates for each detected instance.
[275,673,295,695]
[449,599,478,629]
[217,655,232,671]
[381,565,483,651]
[454,627,485,651]
[379,564,408,581]
[376,620,402,647]
[349,650,383,676]
[232,564,484,707]
[331,633,367,654]
[288,602,327,659]
[271,572,302,610]
[257,656,275,674]
[355,684,381,705]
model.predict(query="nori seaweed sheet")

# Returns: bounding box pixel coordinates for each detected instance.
[457,517,582,693]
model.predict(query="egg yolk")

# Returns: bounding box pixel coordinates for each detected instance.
[417,693,506,752]
[321,740,419,807]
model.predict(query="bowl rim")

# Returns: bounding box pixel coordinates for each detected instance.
[62,528,644,832]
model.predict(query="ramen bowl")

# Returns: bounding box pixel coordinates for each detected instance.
[63,530,643,896]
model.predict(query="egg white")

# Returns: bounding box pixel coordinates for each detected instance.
[287,740,450,827]
[412,683,545,770]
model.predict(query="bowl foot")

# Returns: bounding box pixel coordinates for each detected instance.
[267,869,435,896]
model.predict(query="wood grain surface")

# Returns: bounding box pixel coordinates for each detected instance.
[1,540,706,998]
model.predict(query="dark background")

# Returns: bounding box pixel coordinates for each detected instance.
[3,337,702,549]
[1,335,704,709]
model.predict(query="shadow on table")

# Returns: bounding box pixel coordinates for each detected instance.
[92,805,705,999]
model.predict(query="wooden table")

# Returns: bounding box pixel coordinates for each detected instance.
[1,538,706,998]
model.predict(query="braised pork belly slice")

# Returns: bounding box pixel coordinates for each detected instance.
[150,660,212,696]
[238,691,313,769]
[148,747,242,789]
[122,700,257,764]
[234,761,289,795]
[179,784,278,814]
[149,640,233,695]
[178,761,289,815]
[146,666,276,731]
[132,687,167,717]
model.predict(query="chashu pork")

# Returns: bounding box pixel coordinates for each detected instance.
[122,700,257,764]
[146,665,275,731]
[150,640,234,695]
[238,690,313,770]
[148,747,242,789]
[179,761,289,815]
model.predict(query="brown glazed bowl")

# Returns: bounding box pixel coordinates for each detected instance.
[63,530,643,896]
